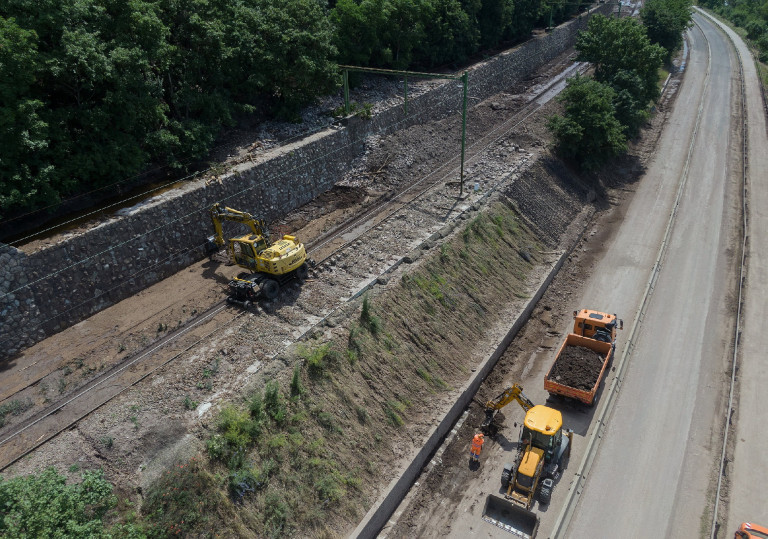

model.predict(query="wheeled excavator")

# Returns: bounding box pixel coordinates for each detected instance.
[480,384,572,538]
[208,203,310,306]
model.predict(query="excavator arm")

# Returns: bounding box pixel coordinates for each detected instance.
[209,203,269,248]
[481,384,535,434]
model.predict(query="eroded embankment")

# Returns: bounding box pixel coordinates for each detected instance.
[136,156,589,537]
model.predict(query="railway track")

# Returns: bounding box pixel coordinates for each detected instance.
[0,55,585,472]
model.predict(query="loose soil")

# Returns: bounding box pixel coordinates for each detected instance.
[549,345,605,389]
[0,45,678,538]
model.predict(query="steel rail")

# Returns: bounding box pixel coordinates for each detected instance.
[0,56,585,473]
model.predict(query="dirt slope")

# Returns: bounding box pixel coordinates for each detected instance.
[0,49,618,537]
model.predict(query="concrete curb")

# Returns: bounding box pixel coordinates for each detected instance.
[351,209,592,538]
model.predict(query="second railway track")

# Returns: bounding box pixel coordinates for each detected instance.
[0,55,584,472]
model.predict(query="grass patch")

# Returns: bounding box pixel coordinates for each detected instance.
[144,456,234,536]
[0,399,32,427]
[300,342,341,378]
[416,367,449,390]
[384,400,407,427]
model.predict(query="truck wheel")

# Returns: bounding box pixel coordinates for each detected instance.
[261,279,279,299]
[295,263,309,282]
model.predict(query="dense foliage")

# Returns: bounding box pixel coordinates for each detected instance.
[701,0,768,62]
[576,15,665,136]
[1,0,589,222]
[549,14,666,168]
[641,0,693,60]
[0,0,338,221]
[548,75,627,170]
[0,467,127,537]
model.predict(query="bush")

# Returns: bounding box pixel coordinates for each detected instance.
[301,343,341,378]
[0,467,117,537]
[264,380,287,425]
[290,365,304,398]
[548,75,627,170]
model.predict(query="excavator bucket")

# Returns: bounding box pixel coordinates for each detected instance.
[482,495,539,538]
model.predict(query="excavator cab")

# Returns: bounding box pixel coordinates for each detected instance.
[521,405,564,464]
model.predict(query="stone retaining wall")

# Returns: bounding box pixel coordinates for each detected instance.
[0,6,609,359]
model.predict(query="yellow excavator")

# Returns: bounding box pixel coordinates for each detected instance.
[480,384,572,538]
[208,203,310,306]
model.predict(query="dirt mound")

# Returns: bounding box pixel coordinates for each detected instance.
[549,345,604,390]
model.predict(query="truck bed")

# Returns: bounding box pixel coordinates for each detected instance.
[544,333,613,405]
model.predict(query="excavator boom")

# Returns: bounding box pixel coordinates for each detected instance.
[481,384,535,435]
[209,203,269,248]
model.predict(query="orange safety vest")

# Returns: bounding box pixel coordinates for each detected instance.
[471,435,484,454]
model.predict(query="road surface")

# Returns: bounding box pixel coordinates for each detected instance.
[567,12,742,538]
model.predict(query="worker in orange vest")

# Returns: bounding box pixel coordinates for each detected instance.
[470,432,485,461]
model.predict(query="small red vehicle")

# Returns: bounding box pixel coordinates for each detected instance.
[735,522,768,539]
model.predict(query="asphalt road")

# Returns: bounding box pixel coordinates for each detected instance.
[566,12,743,538]
[710,10,768,534]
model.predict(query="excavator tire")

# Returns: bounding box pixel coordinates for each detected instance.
[538,484,551,505]
[295,263,309,282]
[260,279,279,299]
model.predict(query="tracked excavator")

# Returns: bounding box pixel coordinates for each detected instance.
[208,203,310,306]
[480,384,572,539]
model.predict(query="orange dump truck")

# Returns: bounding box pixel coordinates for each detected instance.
[543,309,622,406]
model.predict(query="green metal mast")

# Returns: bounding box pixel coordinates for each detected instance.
[340,65,470,197]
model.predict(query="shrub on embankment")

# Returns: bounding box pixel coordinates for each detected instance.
[137,202,545,537]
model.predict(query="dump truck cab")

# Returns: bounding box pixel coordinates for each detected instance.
[572,309,621,343]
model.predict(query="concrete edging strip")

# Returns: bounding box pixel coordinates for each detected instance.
[352,210,591,538]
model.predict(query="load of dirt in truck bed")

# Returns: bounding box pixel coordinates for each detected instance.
[549,345,605,389]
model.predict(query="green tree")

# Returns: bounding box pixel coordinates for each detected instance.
[641,0,693,59]
[577,15,665,105]
[414,0,478,67]
[330,0,377,66]
[576,15,664,136]
[548,75,627,170]
[0,17,55,217]
[0,468,117,537]
[477,0,515,48]
[508,0,543,39]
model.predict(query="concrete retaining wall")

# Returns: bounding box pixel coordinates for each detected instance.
[0,6,609,359]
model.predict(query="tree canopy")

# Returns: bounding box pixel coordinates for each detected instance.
[1,0,595,222]
[549,12,670,167]
[548,75,627,170]
[641,0,693,59]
